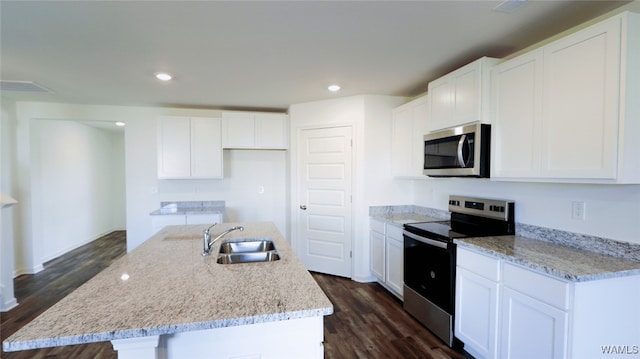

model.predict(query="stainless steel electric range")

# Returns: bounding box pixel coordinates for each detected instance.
[403,195,515,347]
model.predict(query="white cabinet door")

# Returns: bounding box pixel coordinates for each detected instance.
[157,117,223,179]
[222,113,255,149]
[491,13,640,183]
[491,50,543,178]
[455,267,499,359]
[541,17,620,179]
[256,113,288,149]
[500,286,568,359]
[427,57,499,132]
[222,112,288,149]
[385,226,404,297]
[157,116,191,178]
[190,118,223,179]
[453,64,481,126]
[428,78,454,132]
[391,95,428,177]
[369,229,385,282]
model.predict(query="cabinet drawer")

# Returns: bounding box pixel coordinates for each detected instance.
[503,263,570,310]
[457,247,500,281]
[370,219,386,234]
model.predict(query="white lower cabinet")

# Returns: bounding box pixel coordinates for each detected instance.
[385,226,404,296]
[369,219,403,299]
[500,286,568,359]
[456,248,500,359]
[456,246,640,359]
[370,221,385,281]
[152,213,223,234]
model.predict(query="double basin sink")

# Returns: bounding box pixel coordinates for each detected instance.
[217,238,280,264]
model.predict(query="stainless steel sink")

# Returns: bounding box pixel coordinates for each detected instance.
[219,239,275,254]
[216,239,280,264]
[217,251,280,264]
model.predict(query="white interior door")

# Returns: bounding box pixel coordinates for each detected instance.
[297,126,353,278]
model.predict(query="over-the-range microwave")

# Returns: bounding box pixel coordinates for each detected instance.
[423,123,490,178]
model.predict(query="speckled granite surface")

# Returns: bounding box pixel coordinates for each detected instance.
[516,223,640,262]
[3,222,333,352]
[369,205,449,227]
[455,235,640,282]
[150,201,226,215]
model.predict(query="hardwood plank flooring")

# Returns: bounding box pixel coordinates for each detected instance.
[2,231,466,358]
[313,272,466,359]
[1,231,126,359]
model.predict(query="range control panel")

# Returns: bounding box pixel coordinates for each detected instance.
[448,195,514,221]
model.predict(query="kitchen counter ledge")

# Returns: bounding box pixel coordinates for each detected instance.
[3,222,333,353]
[455,235,640,282]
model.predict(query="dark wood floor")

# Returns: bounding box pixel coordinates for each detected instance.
[315,273,465,359]
[2,231,465,358]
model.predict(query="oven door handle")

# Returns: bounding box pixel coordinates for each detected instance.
[403,231,448,249]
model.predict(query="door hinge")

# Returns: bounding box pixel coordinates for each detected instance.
[350,195,352,203]
[350,250,352,258]
[350,139,353,147]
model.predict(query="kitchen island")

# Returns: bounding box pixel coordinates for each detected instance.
[3,222,334,359]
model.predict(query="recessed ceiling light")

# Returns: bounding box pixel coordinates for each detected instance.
[155,72,173,81]
[328,84,341,92]
[115,121,125,127]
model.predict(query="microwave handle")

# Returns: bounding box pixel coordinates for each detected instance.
[457,134,467,167]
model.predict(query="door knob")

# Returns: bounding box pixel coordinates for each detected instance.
[300,205,307,210]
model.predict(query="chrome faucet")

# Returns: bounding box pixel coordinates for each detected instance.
[202,224,244,256]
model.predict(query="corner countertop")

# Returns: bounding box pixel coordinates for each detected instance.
[455,235,640,282]
[369,205,449,227]
[3,222,333,352]
[149,201,226,216]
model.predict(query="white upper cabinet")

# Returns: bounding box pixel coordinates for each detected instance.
[222,111,288,149]
[427,57,500,132]
[391,94,428,178]
[157,116,223,179]
[492,12,640,183]
[491,50,544,178]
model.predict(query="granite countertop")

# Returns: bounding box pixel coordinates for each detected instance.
[455,235,640,282]
[149,200,226,216]
[369,205,449,227]
[3,222,333,352]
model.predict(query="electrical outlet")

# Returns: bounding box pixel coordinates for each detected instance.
[572,201,586,220]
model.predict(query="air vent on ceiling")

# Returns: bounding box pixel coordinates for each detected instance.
[0,80,54,93]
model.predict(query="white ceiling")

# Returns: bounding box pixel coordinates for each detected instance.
[1,0,635,112]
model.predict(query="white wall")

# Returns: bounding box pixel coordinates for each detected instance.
[412,178,640,245]
[29,119,125,264]
[1,97,18,311]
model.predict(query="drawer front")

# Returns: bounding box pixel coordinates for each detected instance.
[370,218,386,234]
[457,247,501,282]
[503,263,570,310]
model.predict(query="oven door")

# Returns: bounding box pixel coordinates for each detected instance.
[403,230,455,314]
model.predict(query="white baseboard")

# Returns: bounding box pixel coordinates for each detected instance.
[14,263,44,277]
[1,297,18,312]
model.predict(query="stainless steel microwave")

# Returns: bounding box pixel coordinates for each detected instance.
[423,123,490,177]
